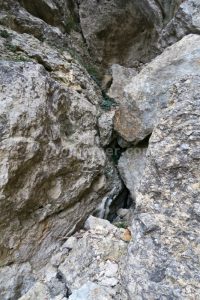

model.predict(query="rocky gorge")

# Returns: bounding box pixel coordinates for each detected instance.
[0,0,199,299]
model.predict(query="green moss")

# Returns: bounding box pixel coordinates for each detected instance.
[84,63,102,85]
[115,222,127,229]
[0,30,10,39]
[101,92,117,111]
[64,15,78,33]
[7,43,17,52]
[14,55,32,62]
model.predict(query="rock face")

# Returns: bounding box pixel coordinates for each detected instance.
[113,34,200,143]
[98,110,115,147]
[160,0,200,48]
[0,0,200,299]
[59,216,129,299]
[121,76,200,299]
[14,216,130,300]
[118,147,147,200]
[0,25,122,279]
[79,0,183,67]
[19,0,78,31]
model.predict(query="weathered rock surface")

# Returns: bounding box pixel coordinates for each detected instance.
[118,147,147,200]
[121,76,200,299]
[0,263,35,300]
[0,0,90,67]
[114,34,200,143]
[0,25,122,295]
[19,0,78,31]
[160,0,200,48]
[0,1,200,299]
[108,64,137,105]
[12,216,130,300]
[58,216,129,299]
[98,110,115,146]
[79,0,182,67]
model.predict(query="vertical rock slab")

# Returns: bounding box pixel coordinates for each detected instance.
[118,147,147,200]
[121,76,200,299]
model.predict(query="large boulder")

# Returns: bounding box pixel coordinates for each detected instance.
[113,34,200,143]
[0,26,121,277]
[121,76,200,298]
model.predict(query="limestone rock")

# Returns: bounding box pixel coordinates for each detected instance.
[0,0,68,49]
[160,0,200,48]
[58,216,128,299]
[19,282,50,300]
[19,0,78,31]
[79,0,161,67]
[69,282,112,300]
[0,26,122,279]
[98,110,115,146]
[121,76,200,298]
[0,0,90,66]
[108,64,137,105]
[118,147,147,199]
[0,263,35,300]
[114,34,200,143]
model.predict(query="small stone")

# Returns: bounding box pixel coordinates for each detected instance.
[121,229,132,242]
[84,216,116,234]
[117,208,129,218]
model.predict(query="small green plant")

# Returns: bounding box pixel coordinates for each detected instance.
[7,43,17,52]
[64,15,77,33]
[115,222,127,229]
[101,92,117,111]
[15,55,31,62]
[84,64,102,85]
[0,30,10,39]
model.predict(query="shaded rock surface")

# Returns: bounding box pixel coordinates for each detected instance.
[79,0,183,68]
[121,76,200,299]
[108,64,137,105]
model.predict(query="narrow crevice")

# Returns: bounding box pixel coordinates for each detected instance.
[106,185,133,222]
[100,133,152,223]
[136,133,152,148]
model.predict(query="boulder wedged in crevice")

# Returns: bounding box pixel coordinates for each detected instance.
[111,34,200,144]
[118,145,148,201]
